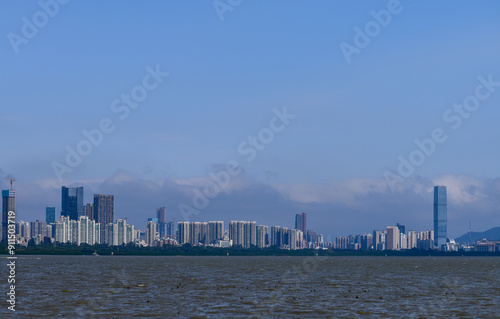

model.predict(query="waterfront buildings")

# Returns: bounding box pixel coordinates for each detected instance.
[53,215,100,245]
[9,181,488,252]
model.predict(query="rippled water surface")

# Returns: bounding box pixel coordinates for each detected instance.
[1,255,499,318]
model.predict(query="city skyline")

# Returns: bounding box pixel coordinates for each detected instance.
[5,181,498,253]
[3,182,489,245]
[1,178,499,240]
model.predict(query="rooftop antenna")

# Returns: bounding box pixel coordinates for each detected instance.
[3,177,15,192]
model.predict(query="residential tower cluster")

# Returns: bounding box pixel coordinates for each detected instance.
[2,183,500,252]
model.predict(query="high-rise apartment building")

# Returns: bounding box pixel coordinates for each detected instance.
[106,222,118,246]
[208,221,224,245]
[407,230,417,249]
[386,226,400,250]
[360,233,373,250]
[400,233,407,249]
[16,221,30,239]
[306,230,317,244]
[189,222,202,245]
[126,224,135,244]
[78,216,99,245]
[271,226,281,247]
[61,186,83,220]
[83,203,93,219]
[433,186,447,248]
[177,222,190,245]
[229,221,257,248]
[116,219,128,245]
[280,227,289,248]
[93,194,114,245]
[256,225,268,248]
[372,230,385,250]
[166,221,175,239]
[30,220,48,239]
[288,229,297,250]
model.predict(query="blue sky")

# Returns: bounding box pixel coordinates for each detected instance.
[1,0,500,238]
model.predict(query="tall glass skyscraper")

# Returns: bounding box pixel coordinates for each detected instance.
[433,186,447,248]
[157,207,167,238]
[61,186,84,220]
[2,190,15,242]
[46,206,56,224]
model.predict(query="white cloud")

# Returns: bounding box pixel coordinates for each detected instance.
[432,174,486,204]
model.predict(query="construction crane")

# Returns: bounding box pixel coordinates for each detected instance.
[3,177,15,191]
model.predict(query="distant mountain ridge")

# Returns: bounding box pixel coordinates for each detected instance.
[455,227,500,243]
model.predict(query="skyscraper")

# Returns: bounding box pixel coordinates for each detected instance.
[46,207,56,224]
[61,186,84,220]
[157,207,167,238]
[433,186,447,248]
[2,189,15,241]
[295,212,306,234]
[93,194,114,245]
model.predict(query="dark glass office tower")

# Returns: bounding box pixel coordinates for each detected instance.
[433,186,447,248]
[2,190,15,241]
[93,194,114,244]
[46,206,56,224]
[295,212,306,234]
[61,186,84,220]
[396,223,405,235]
[157,207,167,238]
